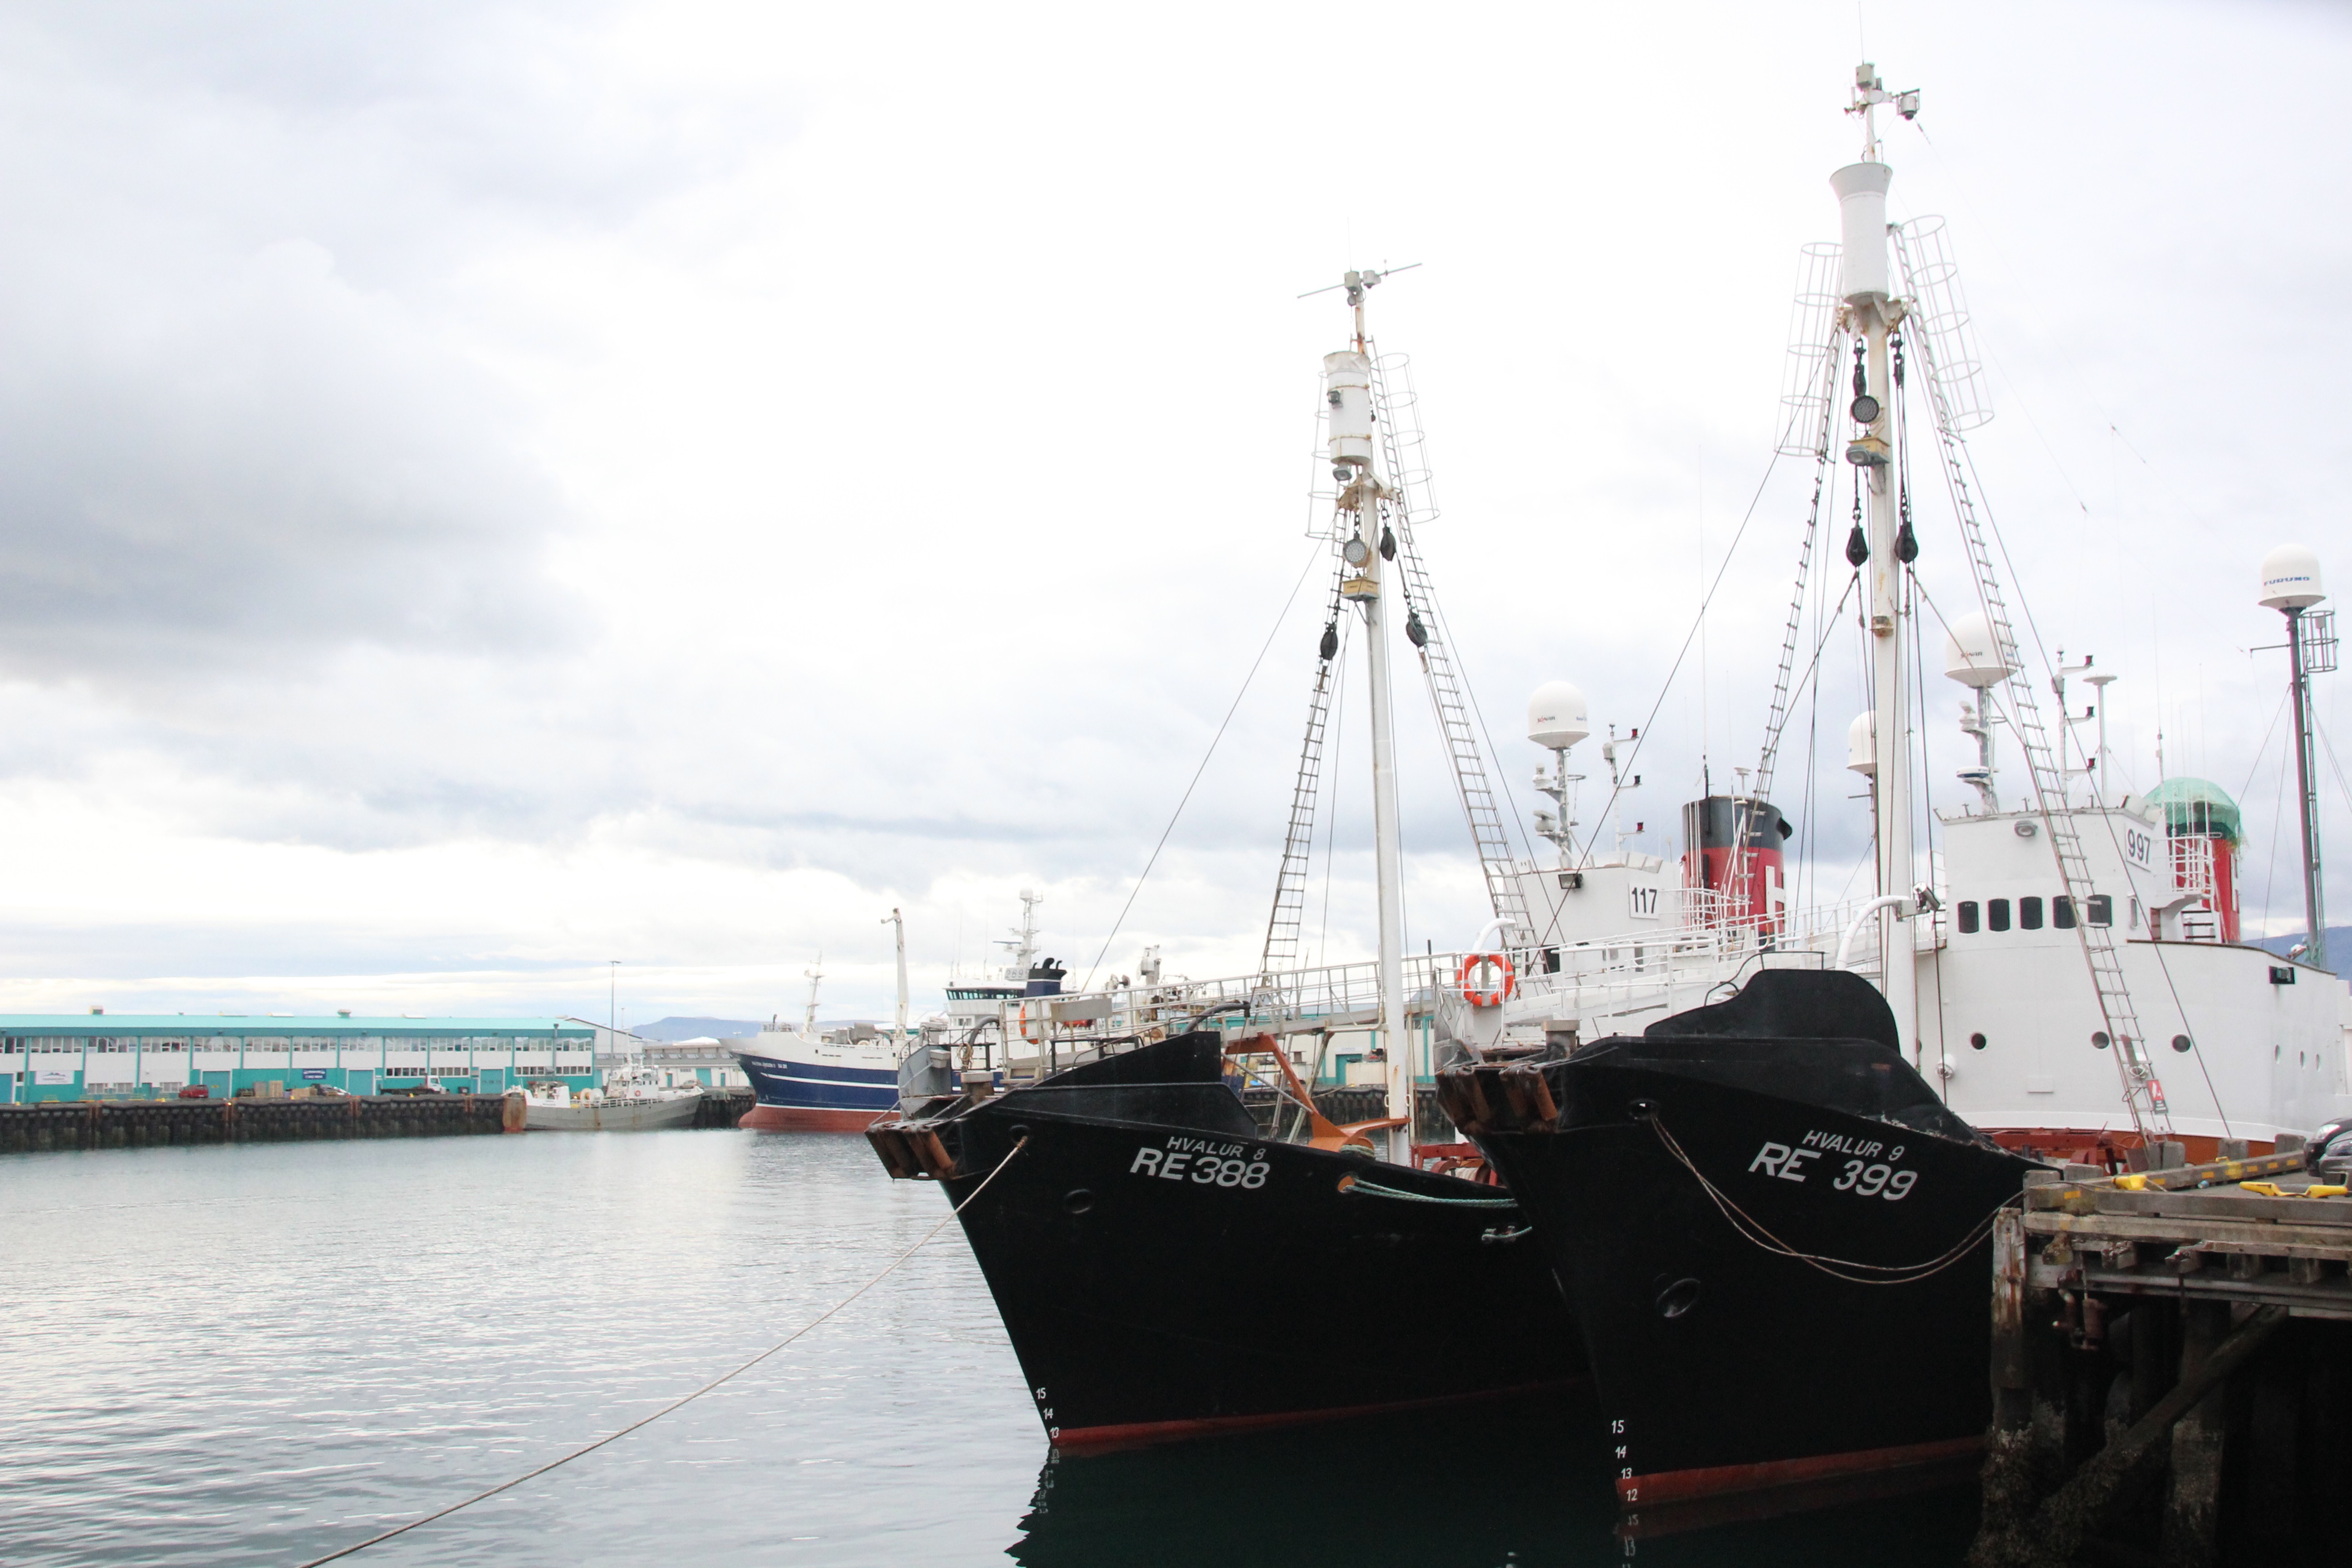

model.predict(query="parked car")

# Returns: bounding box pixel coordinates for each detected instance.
[2312,1123,2352,1184]
[2308,1115,2352,1156]
[177,1085,211,1100]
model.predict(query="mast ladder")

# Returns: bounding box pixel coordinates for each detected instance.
[1367,351,1538,947]
[1729,339,1842,928]
[1259,588,1342,977]
[1895,233,2168,1140]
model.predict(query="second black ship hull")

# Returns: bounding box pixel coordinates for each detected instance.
[1444,970,2036,1510]
[871,1031,1583,1446]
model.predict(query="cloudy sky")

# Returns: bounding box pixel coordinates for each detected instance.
[0,0,2342,1027]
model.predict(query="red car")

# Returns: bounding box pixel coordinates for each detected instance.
[178,1085,211,1099]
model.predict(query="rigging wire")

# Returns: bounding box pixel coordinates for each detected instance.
[292,1137,1035,1567]
[1515,450,1788,955]
[2234,689,2293,807]
[1908,566,1948,1075]
[1313,616,1352,972]
[2317,710,2352,821]
[1080,542,1328,991]
[2263,712,2292,938]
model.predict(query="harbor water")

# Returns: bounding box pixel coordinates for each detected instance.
[1,1131,1975,1566]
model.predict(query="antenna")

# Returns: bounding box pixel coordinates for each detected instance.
[1844,61,1921,161]
[1296,262,1421,302]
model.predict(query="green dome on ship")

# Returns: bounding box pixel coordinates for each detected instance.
[2146,777,2241,843]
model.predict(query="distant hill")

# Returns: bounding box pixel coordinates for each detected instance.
[632,1015,765,1042]
[2255,926,2349,970]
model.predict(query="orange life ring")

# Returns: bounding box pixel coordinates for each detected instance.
[1018,1002,1042,1044]
[1457,952,1515,1008]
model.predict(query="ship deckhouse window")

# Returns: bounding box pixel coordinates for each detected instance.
[2054,897,2077,929]
[1988,899,2011,933]
[2019,897,2043,931]
[1956,902,1979,934]
[2085,894,2113,927]
[1970,1032,1988,1050]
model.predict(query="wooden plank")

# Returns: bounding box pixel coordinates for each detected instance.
[2024,1152,2311,1211]
[2021,1261,2352,1318]
[2024,1210,2352,1257]
[2090,1190,2352,1227]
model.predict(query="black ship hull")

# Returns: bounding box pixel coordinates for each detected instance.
[1444,970,2036,1510]
[871,1032,1583,1446]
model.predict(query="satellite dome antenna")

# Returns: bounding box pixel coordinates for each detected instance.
[1527,680,1590,862]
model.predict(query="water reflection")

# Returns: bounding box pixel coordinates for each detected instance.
[1008,1392,1979,1568]
[4,1134,1982,1567]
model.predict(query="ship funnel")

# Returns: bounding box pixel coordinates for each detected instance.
[1943,612,2017,688]
[2259,544,2325,610]
[1830,161,1893,304]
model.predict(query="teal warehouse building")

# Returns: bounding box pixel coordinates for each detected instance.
[0,1014,598,1102]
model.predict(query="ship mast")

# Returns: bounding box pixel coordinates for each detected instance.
[1323,277,1412,1163]
[884,907,910,1041]
[2260,547,2333,970]
[1837,64,1920,1057]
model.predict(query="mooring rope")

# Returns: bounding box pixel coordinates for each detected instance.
[1648,1114,2017,1287]
[293,1137,1029,1567]
[1338,1174,1519,1209]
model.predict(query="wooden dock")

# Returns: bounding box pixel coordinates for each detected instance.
[1969,1137,2352,1568]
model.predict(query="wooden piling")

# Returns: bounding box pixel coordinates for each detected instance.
[2163,1301,2230,1564]
[1968,1146,2347,1568]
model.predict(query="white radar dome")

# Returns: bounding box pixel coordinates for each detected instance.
[1943,612,2017,689]
[1527,681,1591,751]
[1846,711,1877,775]
[2259,544,2326,610]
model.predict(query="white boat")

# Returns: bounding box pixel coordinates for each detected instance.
[736,956,914,1132]
[515,1064,702,1131]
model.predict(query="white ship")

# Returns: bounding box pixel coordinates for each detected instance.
[737,920,920,1132]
